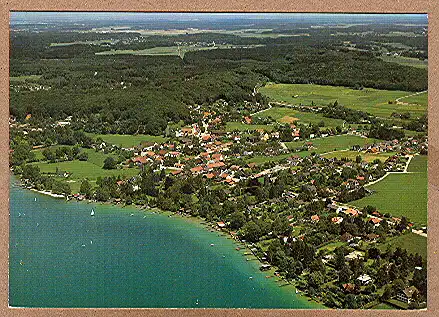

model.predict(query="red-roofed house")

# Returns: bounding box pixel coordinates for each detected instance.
[190,166,204,174]
[311,215,320,222]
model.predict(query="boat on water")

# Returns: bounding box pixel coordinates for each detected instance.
[91,209,95,216]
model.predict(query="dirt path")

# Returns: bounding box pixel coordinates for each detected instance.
[251,102,272,116]
[395,90,427,104]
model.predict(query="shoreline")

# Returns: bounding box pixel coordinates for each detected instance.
[29,188,66,198]
[13,175,325,308]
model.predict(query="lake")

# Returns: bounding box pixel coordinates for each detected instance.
[9,178,321,308]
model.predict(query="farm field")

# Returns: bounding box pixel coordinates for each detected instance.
[95,44,264,58]
[285,135,378,154]
[352,155,427,225]
[322,150,395,163]
[259,84,427,118]
[380,55,428,69]
[85,133,167,148]
[378,232,427,260]
[255,106,347,127]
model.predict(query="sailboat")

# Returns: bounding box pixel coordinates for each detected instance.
[91,209,95,216]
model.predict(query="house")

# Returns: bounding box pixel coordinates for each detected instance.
[243,116,252,124]
[344,208,360,217]
[331,216,343,224]
[217,221,226,228]
[342,283,356,293]
[369,217,382,225]
[341,232,353,242]
[345,251,364,261]
[397,286,419,304]
[171,169,182,175]
[365,233,380,241]
[190,166,204,174]
[132,156,148,164]
[311,215,320,222]
[357,274,372,285]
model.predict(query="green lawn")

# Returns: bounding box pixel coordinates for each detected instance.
[226,122,274,132]
[86,133,167,148]
[399,91,428,107]
[352,155,427,225]
[371,302,398,310]
[322,150,395,163]
[10,75,42,82]
[50,40,117,47]
[380,55,428,69]
[33,160,140,193]
[285,135,378,154]
[255,107,347,127]
[378,232,427,260]
[317,241,346,253]
[95,44,264,58]
[407,155,428,173]
[246,153,295,164]
[259,84,427,118]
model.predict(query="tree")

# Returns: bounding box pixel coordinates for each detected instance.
[42,148,56,162]
[338,263,351,284]
[228,211,246,230]
[22,164,41,183]
[103,157,117,169]
[272,216,291,236]
[77,152,88,161]
[240,221,262,243]
[80,179,92,197]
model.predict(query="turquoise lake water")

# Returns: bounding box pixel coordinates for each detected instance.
[9,179,321,308]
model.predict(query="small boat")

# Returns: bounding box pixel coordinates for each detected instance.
[90,240,93,245]
[91,209,95,216]
[210,243,215,246]
[34,197,37,202]
[130,213,134,216]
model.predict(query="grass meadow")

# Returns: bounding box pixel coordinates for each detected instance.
[259,84,427,118]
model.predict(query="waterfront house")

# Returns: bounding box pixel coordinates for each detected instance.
[397,286,419,304]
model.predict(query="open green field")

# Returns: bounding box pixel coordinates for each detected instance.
[352,155,427,225]
[226,122,274,132]
[380,55,428,69]
[255,107,347,127]
[33,160,139,193]
[322,150,395,163]
[95,44,264,58]
[371,302,398,310]
[246,153,298,164]
[10,75,42,82]
[407,155,428,173]
[398,91,428,106]
[50,40,117,47]
[378,232,427,259]
[86,133,167,148]
[285,135,378,154]
[259,84,427,118]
